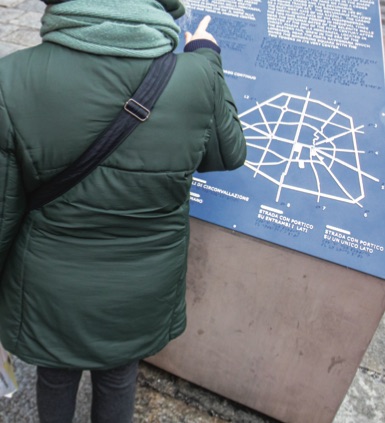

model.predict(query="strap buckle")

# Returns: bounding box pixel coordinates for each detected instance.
[124,98,151,122]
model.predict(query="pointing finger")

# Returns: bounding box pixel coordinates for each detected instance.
[185,31,192,44]
[196,15,212,33]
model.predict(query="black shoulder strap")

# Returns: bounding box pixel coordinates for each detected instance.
[27,52,177,212]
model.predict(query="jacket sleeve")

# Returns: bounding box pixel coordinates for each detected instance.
[191,48,247,173]
[0,85,25,275]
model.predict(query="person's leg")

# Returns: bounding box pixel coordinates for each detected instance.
[90,361,139,423]
[36,367,83,423]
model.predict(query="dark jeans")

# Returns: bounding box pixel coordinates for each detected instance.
[36,361,139,423]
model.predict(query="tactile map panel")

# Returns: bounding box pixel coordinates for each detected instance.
[178,0,385,279]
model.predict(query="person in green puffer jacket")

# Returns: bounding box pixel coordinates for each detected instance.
[0,0,246,421]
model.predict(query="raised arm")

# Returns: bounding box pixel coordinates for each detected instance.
[184,16,247,172]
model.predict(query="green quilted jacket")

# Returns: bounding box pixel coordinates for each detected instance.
[0,42,246,369]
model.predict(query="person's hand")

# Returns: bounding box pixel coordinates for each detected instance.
[185,15,218,46]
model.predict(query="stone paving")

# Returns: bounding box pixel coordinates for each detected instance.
[1,1,385,422]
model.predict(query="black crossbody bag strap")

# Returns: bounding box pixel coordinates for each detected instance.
[27,52,177,212]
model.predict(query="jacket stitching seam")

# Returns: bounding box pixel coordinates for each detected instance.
[99,164,197,174]
[0,84,13,246]
[0,82,40,184]
[14,219,34,352]
[168,204,189,338]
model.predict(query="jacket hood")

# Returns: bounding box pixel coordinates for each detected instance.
[40,0,185,18]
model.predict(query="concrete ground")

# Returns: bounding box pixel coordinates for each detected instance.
[1,1,385,422]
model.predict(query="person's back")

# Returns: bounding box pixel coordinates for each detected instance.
[0,1,246,421]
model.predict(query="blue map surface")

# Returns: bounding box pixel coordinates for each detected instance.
[178,0,385,279]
